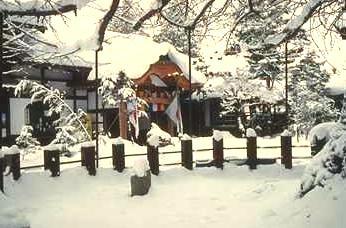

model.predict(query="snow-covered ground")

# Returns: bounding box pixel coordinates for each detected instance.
[1,134,344,228]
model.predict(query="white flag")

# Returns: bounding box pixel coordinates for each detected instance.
[165,94,183,134]
[127,98,139,138]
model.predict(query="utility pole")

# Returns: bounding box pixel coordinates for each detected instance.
[95,50,99,168]
[285,41,289,129]
[187,26,192,135]
[0,12,3,150]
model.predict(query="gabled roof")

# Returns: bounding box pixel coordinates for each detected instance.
[134,55,201,89]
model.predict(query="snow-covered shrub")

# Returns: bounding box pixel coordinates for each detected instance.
[299,129,346,197]
[146,123,172,147]
[15,125,41,158]
[308,122,346,155]
[15,80,91,151]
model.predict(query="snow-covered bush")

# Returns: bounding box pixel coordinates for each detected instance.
[15,80,91,150]
[299,128,346,197]
[146,123,172,147]
[15,125,41,158]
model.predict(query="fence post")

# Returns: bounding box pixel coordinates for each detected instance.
[81,146,86,166]
[147,145,159,175]
[247,137,257,170]
[181,136,193,170]
[213,137,224,169]
[50,149,60,177]
[44,149,51,170]
[112,143,125,172]
[83,145,96,176]
[10,152,21,180]
[0,152,3,193]
[281,135,292,169]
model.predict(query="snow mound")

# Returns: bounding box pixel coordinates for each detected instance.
[300,130,346,197]
[308,122,346,145]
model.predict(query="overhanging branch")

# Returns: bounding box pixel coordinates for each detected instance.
[3,4,77,17]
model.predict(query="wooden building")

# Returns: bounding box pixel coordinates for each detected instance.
[1,63,94,146]
[133,55,206,137]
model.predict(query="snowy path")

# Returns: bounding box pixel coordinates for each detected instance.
[2,162,344,228]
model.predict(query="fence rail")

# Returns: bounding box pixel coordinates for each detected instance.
[1,135,312,192]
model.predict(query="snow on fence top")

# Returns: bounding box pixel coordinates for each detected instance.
[181,133,192,141]
[213,130,223,141]
[281,129,292,137]
[3,145,20,155]
[246,128,257,138]
[132,159,150,177]
[114,137,124,145]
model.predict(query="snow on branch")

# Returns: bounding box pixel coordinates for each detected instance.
[133,0,170,30]
[15,80,92,147]
[265,0,324,45]
[3,4,77,17]
[158,0,216,30]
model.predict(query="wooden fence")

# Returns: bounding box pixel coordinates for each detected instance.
[0,135,311,192]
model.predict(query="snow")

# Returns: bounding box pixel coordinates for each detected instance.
[2,156,346,228]
[181,133,192,141]
[281,130,292,137]
[80,141,95,148]
[308,122,346,145]
[246,128,257,138]
[114,137,124,145]
[3,145,20,155]
[43,144,64,151]
[5,132,339,228]
[132,159,150,177]
[212,130,223,141]
[146,123,172,147]
[35,0,206,85]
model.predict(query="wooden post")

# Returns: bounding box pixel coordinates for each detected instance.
[213,138,224,169]
[10,153,20,180]
[247,137,257,170]
[119,101,128,139]
[147,145,159,175]
[84,145,96,176]
[81,147,86,166]
[281,136,292,169]
[44,149,51,170]
[181,139,193,170]
[0,155,3,193]
[49,150,60,177]
[112,143,125,172]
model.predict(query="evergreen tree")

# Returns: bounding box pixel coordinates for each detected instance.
[289,51,338,133]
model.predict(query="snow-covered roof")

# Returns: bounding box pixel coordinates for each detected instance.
[32,0,206,84]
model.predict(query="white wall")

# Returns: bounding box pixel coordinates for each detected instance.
[10,98,31,135]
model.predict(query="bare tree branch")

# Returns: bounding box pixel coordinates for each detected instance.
[133,0,171,31]
[97,0,120,51]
